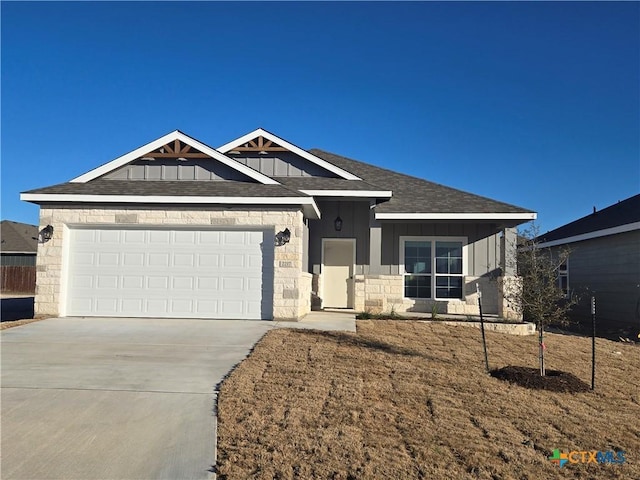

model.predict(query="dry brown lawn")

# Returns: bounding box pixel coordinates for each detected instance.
[217,321,639,480]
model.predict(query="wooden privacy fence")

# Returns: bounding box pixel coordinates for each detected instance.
[1,266,36,293]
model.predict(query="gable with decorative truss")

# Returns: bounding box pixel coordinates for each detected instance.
[105,139,252,182]
[218,128,362,180]
[71,130,279,185]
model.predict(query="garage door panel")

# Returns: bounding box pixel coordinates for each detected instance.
[171,299,193,313]
[123,230,145,243]
[148,253,170,267]
[123,276,144,289]
[174,231,196,244]
[147,276,169,289]
[66,227,273,319]
[172,277,194,289]
[95,298,118,314]
[149,231,170,243]
[197,277,219,290]
[98,230,121,243]
[146,299,169,315]
[122,298,144,313]
[222,231,245,245]
[123,253,145,266]
[72,252,95,266]
[96,276,119,289]
[173,254,195,267]
[198,254,219,267]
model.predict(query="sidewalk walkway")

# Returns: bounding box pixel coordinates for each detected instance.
[274,310,357,332]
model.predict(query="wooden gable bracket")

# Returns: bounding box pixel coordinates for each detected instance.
[141,140,211,159]
[232,136,288,152]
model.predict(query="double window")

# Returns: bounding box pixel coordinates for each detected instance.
[401,237,466,299]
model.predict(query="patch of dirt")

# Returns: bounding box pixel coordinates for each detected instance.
[0,316,48,330]
[216,321,640,480]
[490,366,591,393]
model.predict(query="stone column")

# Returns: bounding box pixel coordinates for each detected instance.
[498,227,522,320]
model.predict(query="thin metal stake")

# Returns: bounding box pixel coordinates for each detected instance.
[591,296,596,390]
[477,283,490,372]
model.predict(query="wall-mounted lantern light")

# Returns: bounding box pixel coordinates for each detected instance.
[38,225,54,243]
[275,228,291,246]
[334,216,343,232]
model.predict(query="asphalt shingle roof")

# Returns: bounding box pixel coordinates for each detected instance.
[539,194,640,243]
[276,177,385,191]
[1,220,38,253]
[23,180,307,198]
[22,140,535,217]
[309,149,532,214]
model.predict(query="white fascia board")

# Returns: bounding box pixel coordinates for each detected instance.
[217,128,362,181]
[19,193,321,219]
[536,221,640,248]
[70,131,279,185]
[299,189,392,198]
[375,212,537,221]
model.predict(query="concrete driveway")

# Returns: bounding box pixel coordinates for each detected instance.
[1,317,274,480]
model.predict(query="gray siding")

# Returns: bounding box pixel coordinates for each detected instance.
[308,200,371,274]
[104,159,251,181]
[380,222,501,276]
[308,203,503,279]
[228,151,335,177]
[1,254,37,266]
[557,230,640,327]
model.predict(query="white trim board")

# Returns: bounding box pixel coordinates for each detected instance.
[218,128,362,181]
[536,221,640,248]
[71,131,279,185]
[20,193,322,219]
[376,212,537,221]
[399,235,469,300]
[300,189,392,198]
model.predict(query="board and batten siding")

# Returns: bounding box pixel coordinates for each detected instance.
[380,222,502,277]
[308,200,503,278]
[559,230,640,326]
[308,200,371,274]
[105,158,251,181]
[228,152,335,178]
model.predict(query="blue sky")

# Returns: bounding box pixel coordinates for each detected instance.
[2,1,638,233]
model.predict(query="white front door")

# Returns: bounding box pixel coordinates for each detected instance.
[65,227,273,319]
[322,239,355,308]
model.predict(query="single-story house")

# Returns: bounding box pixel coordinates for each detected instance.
[21,128,536,321]
[1,220,38,294]
[537,194,640,330]
[1,220,38,266]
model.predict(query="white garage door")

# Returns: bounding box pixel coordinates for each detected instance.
[65,227,273,319]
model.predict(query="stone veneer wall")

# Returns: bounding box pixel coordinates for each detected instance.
[351,274,514,317]
[298,273,312,319]
[35,207,308,321]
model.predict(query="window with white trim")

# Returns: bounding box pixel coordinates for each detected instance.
[558,259,569,298]
[401,237,466,300]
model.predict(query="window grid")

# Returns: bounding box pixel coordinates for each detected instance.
[401,238,465,300]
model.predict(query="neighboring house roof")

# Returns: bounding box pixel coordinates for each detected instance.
[537,194,640,247]
[1,220,38,254]
[309,149,535,221]
[20,128,536,224]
